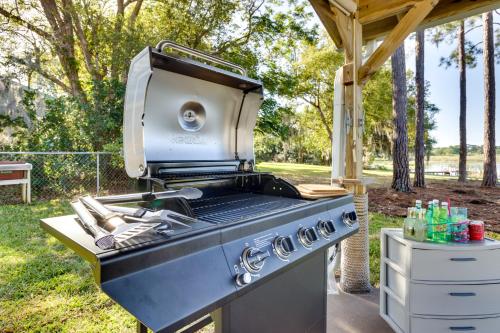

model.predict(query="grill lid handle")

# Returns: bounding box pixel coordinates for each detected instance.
[156,40,247,76]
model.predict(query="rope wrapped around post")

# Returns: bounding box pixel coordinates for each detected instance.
[340,191,372,293]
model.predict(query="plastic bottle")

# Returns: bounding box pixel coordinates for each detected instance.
[426,201,433,239]
[425,201,433,223]
[432,199,440,224]
[440,202,449,224]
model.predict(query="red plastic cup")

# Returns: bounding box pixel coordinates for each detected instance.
[469,220,485,241]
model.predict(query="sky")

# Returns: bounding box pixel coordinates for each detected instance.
[404,23,500,147]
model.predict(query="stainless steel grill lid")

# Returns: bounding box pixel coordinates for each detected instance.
[124,41,263,178]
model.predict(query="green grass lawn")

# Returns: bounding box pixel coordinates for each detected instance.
[0,201,136,333]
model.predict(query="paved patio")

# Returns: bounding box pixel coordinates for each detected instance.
[328,288,393,333]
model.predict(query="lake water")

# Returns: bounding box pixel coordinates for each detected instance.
[425,161,500,178]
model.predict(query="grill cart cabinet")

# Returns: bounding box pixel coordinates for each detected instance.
[380,228,500,333]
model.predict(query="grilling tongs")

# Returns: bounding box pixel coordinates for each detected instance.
[104,205,195,236]
[95,187,202,204]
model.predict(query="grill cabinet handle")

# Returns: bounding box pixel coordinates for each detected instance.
[449,292,476,297]
[156,40,247,76]
[450,258,477,262]
[449,327,476,331]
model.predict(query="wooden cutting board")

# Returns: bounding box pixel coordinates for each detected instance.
[297,184,348,199]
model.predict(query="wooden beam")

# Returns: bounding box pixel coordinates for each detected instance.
[330,0,357,14]
[420,0,500,30]
[358,0,438,81]
[330,5,353,59]
[358,0,418,24]
[344,18,363,179]
[361,0,500,41]
[343,63,354,85]
[310,0,344,48]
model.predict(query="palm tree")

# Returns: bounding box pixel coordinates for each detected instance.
[481,12,497,187]
[391,42,411,192]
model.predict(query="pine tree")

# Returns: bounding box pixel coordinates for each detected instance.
[391,43,411,192]
[414,29,426,187]
[481,12,497,187]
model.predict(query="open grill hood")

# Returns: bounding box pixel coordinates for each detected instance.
[123,41,264,178]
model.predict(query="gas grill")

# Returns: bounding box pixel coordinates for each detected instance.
[41,41,359,333]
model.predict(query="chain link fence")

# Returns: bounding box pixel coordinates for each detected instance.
[0,152,137,204]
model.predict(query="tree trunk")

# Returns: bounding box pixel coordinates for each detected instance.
[414,29,425,188]
[481,12,497,187]
[40,0,86,100]
[458,20,467,182]
[391,43,411,192]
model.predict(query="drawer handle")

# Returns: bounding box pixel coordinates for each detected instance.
[449,327,476,331]
[449,292,476,297]
[450,258,477,262]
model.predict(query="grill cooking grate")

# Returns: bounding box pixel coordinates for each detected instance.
[189,192,308,224]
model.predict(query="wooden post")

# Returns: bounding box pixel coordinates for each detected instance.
[340,17,372,293]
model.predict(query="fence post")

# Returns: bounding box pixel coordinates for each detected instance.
[96,153,100,195]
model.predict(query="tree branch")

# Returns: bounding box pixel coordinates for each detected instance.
[128,0,143,28]
[0,5,51,40]
[67,0,100,81]
[10,56,71,93]
[465,25,481,35]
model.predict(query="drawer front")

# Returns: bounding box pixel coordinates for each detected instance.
[386,235,407,271]
[411,283,500,316]
[412,249,500,281]
[411,316,500,333]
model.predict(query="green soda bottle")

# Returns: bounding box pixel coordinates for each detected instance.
[426,201,433,239]
[439,202,449,223]
[439,202,450,242]
[425,201,433,223]
[432,199,440,224]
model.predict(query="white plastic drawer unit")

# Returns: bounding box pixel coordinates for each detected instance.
[379,229,500,333]
[411,316,500,333]
[412,249,500,282]
[411,283,500,316]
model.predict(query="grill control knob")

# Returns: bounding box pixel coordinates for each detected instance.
[273,236,296,259]
[297,227,319,248]
[242,247,270,273]
[317,220,336,238]
[235,272,252,286]
[342,211,357,227]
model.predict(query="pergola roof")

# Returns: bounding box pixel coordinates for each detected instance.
[310,0,500,81]
[312,0,500,45]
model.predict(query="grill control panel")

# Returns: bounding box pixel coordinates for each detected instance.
[222,202,358,289]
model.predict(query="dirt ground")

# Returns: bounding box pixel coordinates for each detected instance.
[368,180,500,232]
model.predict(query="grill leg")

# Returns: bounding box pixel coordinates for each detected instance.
[137,321,148,333]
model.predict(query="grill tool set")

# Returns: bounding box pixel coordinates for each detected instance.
[69,188,202,249]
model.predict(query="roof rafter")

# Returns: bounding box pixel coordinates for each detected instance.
[358,0,418,24]
[310,0,344,48]
[358,0,439,81]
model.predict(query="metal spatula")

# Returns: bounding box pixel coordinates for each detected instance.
[80,196,160,244]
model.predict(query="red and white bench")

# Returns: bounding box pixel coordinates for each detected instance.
[0,161,32,203]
